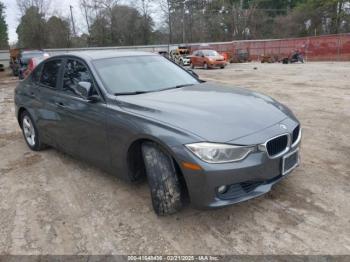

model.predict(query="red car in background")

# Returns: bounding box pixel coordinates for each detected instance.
[190,49,226,69]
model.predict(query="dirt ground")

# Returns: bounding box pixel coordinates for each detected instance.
[0,62,349,255]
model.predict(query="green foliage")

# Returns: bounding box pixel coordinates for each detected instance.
[46,16,71,48]
[16,6,47,49]
[16,7,71,49]
[89,4,154,46]
[0,1,9,49]
[14,0,350,48]
[274,0,350,37]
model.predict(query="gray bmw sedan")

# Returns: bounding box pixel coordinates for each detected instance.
[14,51,301,215]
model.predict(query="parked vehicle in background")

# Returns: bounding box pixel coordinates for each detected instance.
[158,51,169,58]
[10,50,49,79]
[9,48,21,76]
[170,46,191,66]
[21,56,48,79]
[190,50,226,69]
[282,50,305,64]
[261,54,279,63]
[179,55,191,66]
[230,49,250,63]
[14,51,301,215]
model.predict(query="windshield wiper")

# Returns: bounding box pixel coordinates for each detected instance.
[114,84,196,96]
[158,84,195,92]
[114,91,150,96]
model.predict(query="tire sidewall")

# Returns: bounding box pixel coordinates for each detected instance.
[21,111,41,151]
[142,142,183,215]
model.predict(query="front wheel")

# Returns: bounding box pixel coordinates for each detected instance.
[191,63,195,69]
[142,142,183,216]
[203,63,208,70]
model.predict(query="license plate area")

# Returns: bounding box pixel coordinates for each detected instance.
[282,149,300,176]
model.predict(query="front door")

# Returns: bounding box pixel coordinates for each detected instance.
[55,58,110,170]
[195,51,204,66]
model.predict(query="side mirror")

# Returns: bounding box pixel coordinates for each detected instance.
[77,81,92,98]
[87,95,100,103]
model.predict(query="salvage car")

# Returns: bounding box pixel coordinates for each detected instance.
[191,49,227,69]
[170,47,191,66]
[17,50,49,79]
[14,51,301,216]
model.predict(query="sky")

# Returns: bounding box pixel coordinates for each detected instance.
[2,0,85,44]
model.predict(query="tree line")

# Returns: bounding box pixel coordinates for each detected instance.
[0,1,8,49]
[0,0,349,49]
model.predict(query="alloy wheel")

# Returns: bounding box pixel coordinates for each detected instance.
[23,115,36,146]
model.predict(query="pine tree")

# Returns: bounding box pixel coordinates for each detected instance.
[0,1,9,49]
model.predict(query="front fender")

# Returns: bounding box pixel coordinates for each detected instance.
[106,104,202,181]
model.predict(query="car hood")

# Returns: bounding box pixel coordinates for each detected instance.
[117,83,291,143]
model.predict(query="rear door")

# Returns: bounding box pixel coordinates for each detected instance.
[35,59,64,145]
[55,58,110,169]
[191,51,197,65]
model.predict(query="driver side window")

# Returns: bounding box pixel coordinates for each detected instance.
[63,59,97,97]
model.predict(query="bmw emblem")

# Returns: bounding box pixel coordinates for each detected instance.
[280,124,287,130]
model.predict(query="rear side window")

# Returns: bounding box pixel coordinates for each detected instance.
[40,60,62,88]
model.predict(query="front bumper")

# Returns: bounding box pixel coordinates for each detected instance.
[208,61,226,68]
[182,59,191,66]
[171,122,301,209]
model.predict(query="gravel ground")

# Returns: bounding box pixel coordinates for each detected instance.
[0,62,349,255]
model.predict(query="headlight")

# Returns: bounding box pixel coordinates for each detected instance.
[185,142,256,163]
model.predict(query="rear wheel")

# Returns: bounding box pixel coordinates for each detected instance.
[21,111,46,151]
[142,142,183,216]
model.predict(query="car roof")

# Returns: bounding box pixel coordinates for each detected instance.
[199,49,216,52]
[22,50,45,54]
[54,50,156,61]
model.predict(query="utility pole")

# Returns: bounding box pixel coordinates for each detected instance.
[82,1,91,35]
[287,0,292,13]
[182,1,185,44]
[70,5,76,37]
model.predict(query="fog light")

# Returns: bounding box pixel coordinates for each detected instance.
[217,185,228,194]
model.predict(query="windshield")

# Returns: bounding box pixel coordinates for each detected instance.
[93,55,199,94]
[202,50,219,57]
